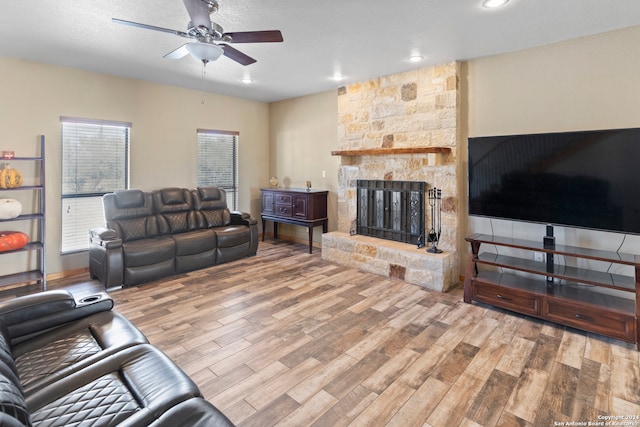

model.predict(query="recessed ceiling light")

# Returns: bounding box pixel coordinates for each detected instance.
[241,77,253,84]
[482,0,509,8]
[330,73,344,82]
[407,55,424,63]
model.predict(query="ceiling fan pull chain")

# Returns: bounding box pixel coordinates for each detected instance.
[201,61,207,104]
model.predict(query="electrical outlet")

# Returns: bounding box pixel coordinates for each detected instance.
[534,252,544,262]
[322,170,326,178]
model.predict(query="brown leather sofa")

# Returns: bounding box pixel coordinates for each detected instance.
[0,290,233,426]
[89,187,258,288]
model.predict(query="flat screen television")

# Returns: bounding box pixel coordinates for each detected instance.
[468,128,640,235]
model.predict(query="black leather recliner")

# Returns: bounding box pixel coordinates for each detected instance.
[89,187,258,288]
[0,290,233,426]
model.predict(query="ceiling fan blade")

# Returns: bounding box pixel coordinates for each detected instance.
[112,18,190,38]
[223,30,283,43]
[164,44,191,59]
[182,0,212,29]
[221,44,256,66]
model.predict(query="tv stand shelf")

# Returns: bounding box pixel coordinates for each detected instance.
[464,233,639,348]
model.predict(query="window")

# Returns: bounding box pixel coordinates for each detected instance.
[197,129,239,210]
[61,117,130,253]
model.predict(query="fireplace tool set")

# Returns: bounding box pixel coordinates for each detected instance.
[426,187,443,253]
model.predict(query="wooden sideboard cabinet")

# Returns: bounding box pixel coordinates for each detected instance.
[261,188,328,253]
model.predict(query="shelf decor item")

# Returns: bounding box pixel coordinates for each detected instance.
[0,198,22,219]
[426,187,443,254]
[1,151,14,160]
[269,176,279,188]
[0,164,23,189]
[0,231,29,252]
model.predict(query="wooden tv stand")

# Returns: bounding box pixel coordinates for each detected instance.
[464,233,639,349]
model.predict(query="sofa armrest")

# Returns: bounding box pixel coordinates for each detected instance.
[230,211,258,256]
[89,227,122,249]
[230,211,257,226]
[0,290,114,343]
[89,227,124,287]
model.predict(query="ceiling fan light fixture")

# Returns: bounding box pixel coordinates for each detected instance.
[482,0,510,8]
[186,42,223,63]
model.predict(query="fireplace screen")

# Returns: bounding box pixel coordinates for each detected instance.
[356,180,426,244]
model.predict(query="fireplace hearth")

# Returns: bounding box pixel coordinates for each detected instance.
[356,180,425,245]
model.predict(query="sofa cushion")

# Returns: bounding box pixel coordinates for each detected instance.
[193,187,228,211]
[118,217,150,241]
[27,345,202,427]
[122,237,175,267]
[158,212,192,234]
[154,188,197,235]
[153,188,192,213]
[104,191,154,221]
[200,209,231,228]
[213,225,250,248]
[0,326,30,425]
[114,190,145,209]
[0,326,19,386]
[159,188,186,205]
[124,259,175,286]
[172,230,216,256]
[12,311,148,396]
[0,376,31,427]
[197,186,221,201]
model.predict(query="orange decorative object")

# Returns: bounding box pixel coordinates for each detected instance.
[0,164,23,189]
[0,231,29,252]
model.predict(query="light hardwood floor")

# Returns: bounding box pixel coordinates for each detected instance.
[23,241,640,426]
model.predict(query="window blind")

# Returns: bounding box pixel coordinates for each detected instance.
[61,118,130,253]
[197,129,238,210]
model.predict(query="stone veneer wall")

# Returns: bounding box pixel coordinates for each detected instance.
[322,62,460,291]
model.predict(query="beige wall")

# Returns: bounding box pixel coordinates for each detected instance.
[0,56,269,277]
[463,24,640,276]
[4,23,640,281]
[267,24,640,276]
[268,91,340,244]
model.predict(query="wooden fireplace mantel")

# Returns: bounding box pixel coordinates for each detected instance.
[331,147,451,156]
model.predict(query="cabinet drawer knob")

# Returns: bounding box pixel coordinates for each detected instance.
[496,294,512,301]
[575,313,593,322]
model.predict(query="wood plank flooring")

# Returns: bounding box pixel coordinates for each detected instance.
[27,241,640,425]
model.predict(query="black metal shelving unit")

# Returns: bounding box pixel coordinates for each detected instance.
[0,135,46,290]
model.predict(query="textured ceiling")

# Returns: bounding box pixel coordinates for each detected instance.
[1,0,640,102]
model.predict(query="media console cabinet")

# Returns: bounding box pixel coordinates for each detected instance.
[261,188,328,254]
[464,233,640,348]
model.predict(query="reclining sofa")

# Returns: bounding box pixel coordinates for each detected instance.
[0,290,233,426]
[89,186,258,288]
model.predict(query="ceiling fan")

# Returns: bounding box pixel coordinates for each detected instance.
[112,0,283,66]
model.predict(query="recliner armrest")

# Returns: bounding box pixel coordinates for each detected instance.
[230,211,257,226]
[0,290,114,343]
[90,227,122,249]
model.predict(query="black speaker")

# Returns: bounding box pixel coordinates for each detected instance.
[544,225,554,282]
[543,225,555,249]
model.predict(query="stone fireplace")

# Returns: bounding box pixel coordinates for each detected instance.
[322,62,460,292]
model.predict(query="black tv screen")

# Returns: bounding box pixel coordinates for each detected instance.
[468,128,640,235]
